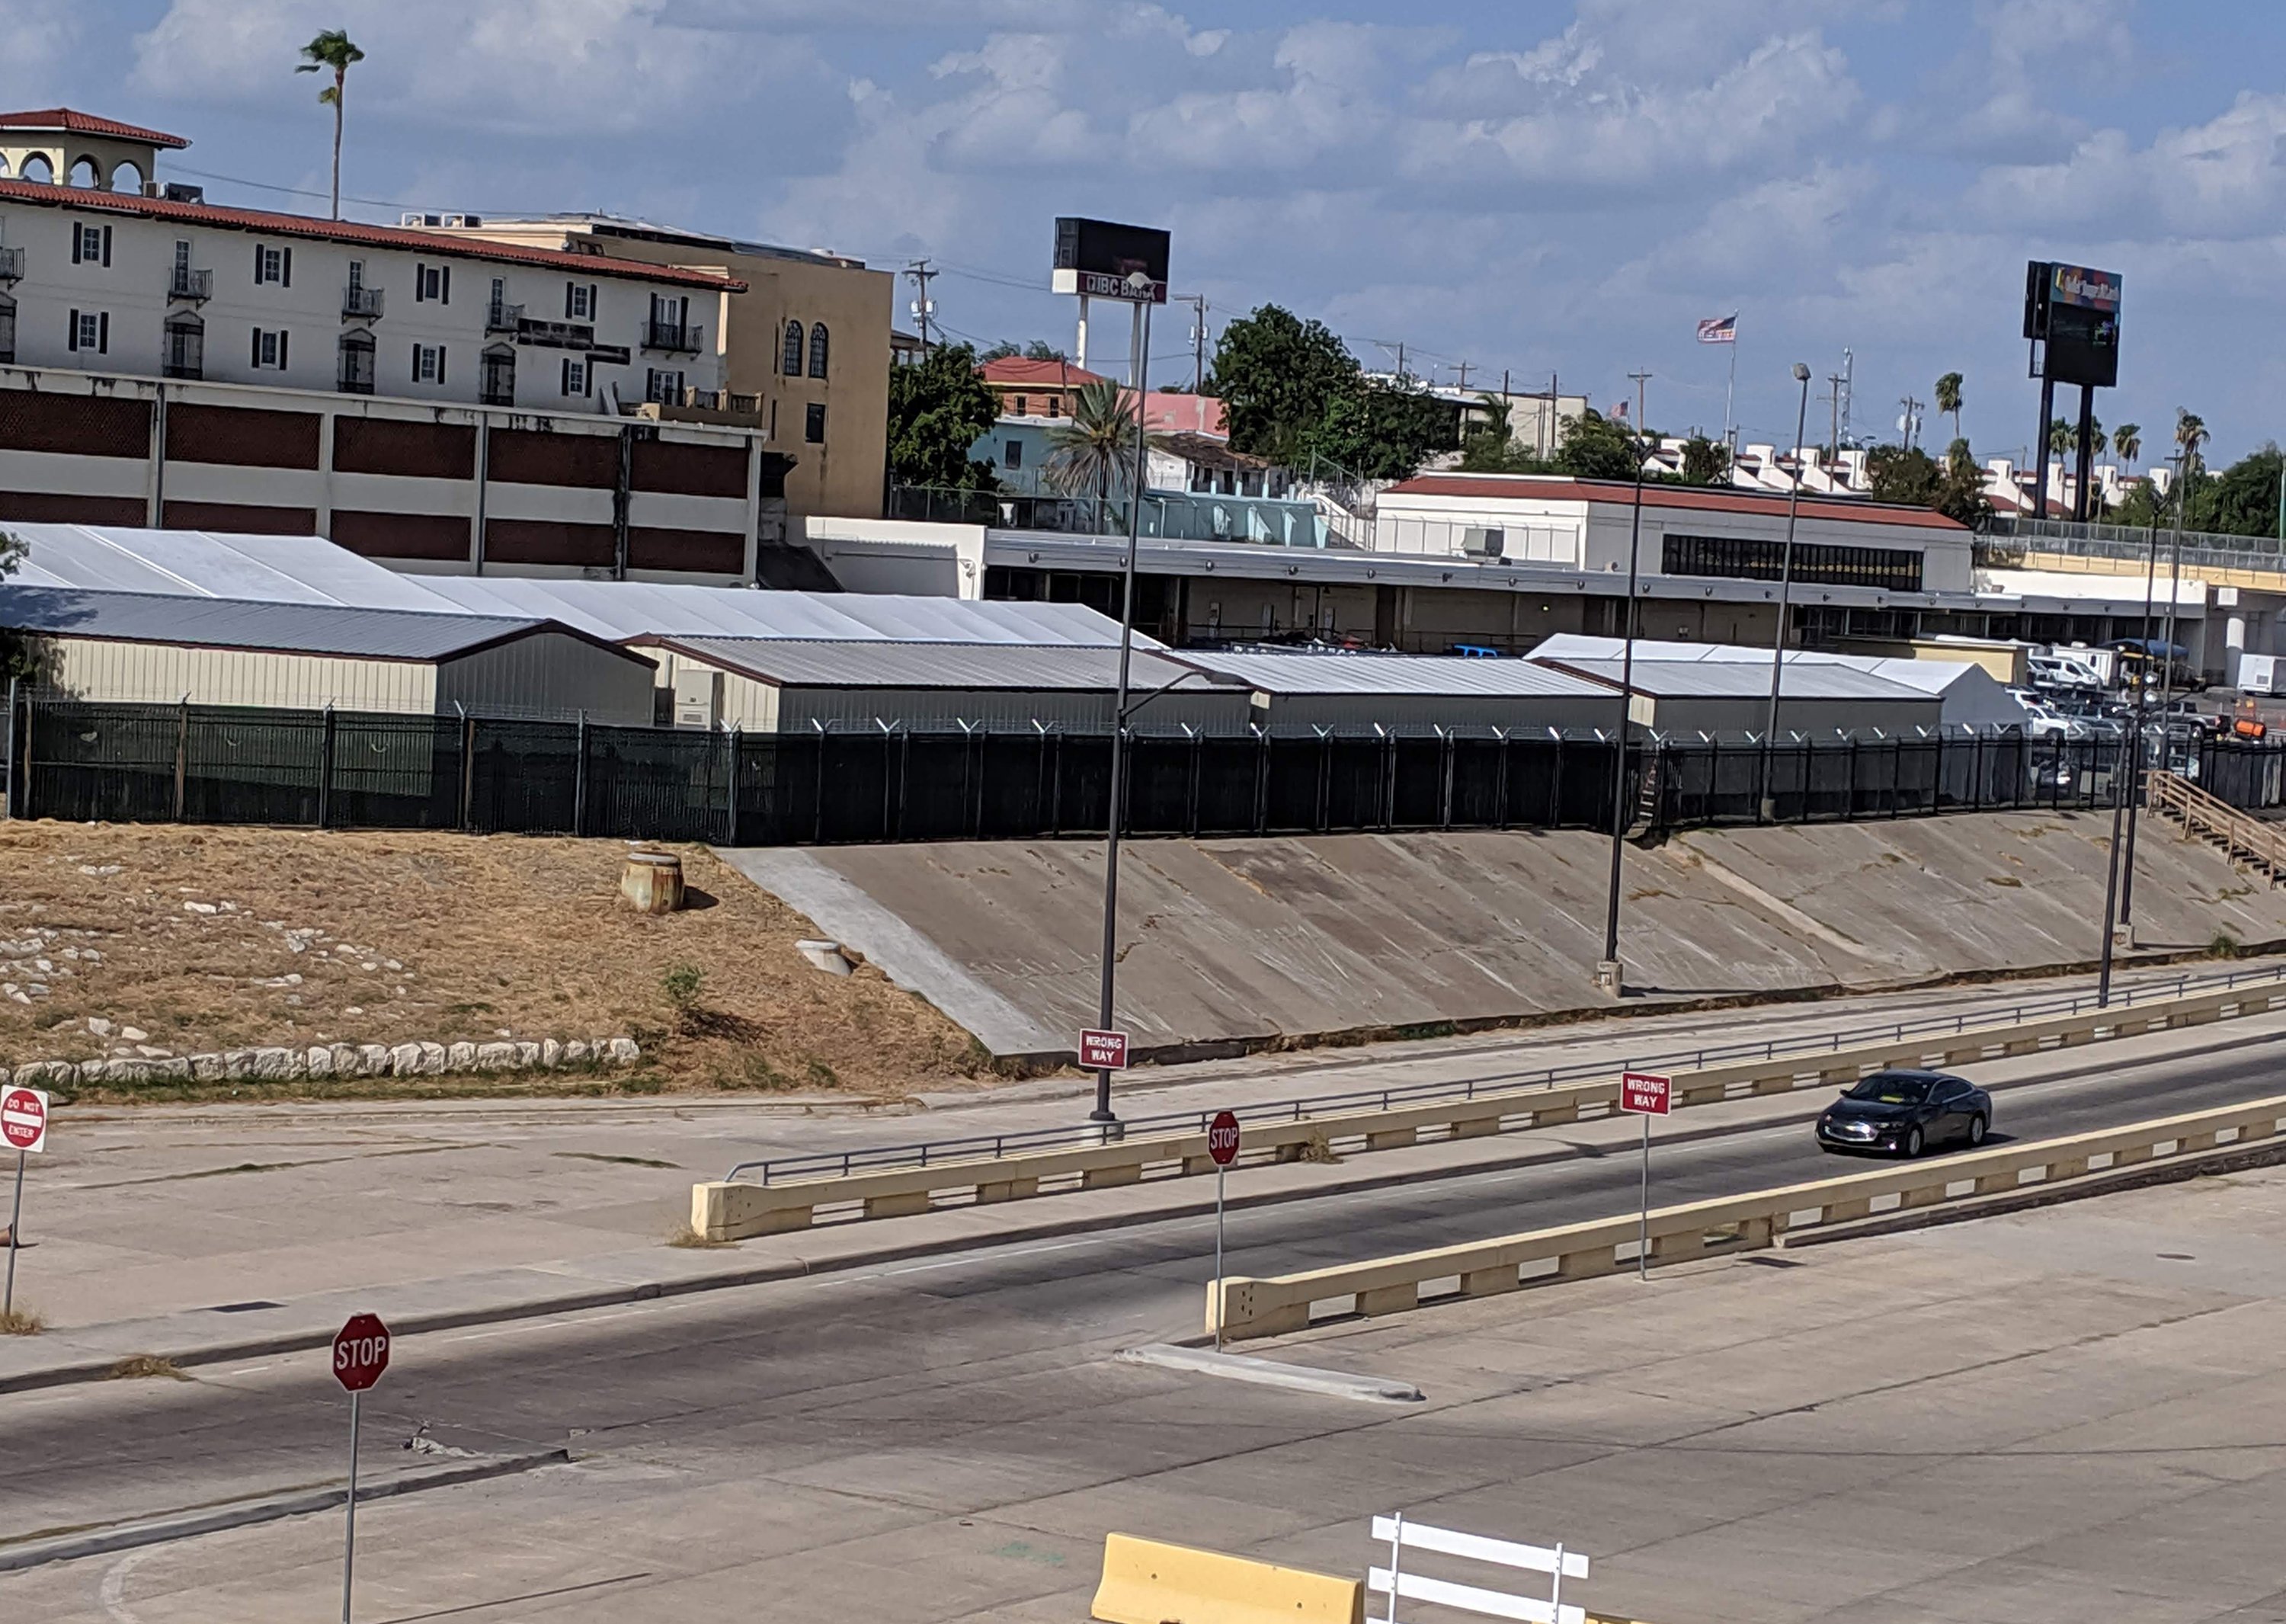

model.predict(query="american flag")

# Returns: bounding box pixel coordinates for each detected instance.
[1696,314,1738,344]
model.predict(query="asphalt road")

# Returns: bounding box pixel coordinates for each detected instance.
[9,1020,2285,1550]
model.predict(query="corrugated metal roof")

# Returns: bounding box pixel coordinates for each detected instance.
[0,587,581,662]
[1183,651,1610,698]
[652,636,1218,692]
[411,577,1145,645]
[1530,633,1989,689]
[1542,656,1932,702]
[6,523,452,609]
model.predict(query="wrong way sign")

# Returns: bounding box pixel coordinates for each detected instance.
[1080,1029,1129,1070]
[1,1087,47,1155]
[1620,1071,1672,1116]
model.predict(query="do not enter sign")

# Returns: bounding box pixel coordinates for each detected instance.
[332,1312,392,1392]
[1206,1110,1241,1167]
[2,1087,48,1154]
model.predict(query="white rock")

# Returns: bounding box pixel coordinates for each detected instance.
[75,1059,107,1084]
[183,901,217,915]
[121,1026,148,1042]
[331,1043,361,1077]
[306,1046,335,1078]
[541,1039,562,1068]
[475,1041,517,1070]
[189,1052,229,1081]
[33,958,52,972]
[607,1037,640,1065]
[383,959,402,972]
[219,901,239,912]
[87,1017,113,1037]
[358,1043,392,1076]
[134,1045,171,1059]
[447,1041,477,1071]
[344,1006,364,1017]
[388,1043,422,1075]
[416,1041,447,1075]
[562,1039,590,1064]
[222,1049,255,1080]
[81,950,103,964]
[251,1047,296,1081]
[514,1041,540,1068]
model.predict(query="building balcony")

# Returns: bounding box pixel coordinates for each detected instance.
[167,266,211,303]
[342,284,385,319]
[642,319,703,354]
[624,386,761,428]
[485,299,523,335]
[0,246,23,283]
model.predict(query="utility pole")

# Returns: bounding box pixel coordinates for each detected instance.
[1184,295,1208,395]
[1825,372,1845,460]
[1838,349,1855,447]
[1452,360,1475,391]
[904,260,937,352]
[1628,370,1653,440]
[1897,394,1924,451]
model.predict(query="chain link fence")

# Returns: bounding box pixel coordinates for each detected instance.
[5,693,2281,846]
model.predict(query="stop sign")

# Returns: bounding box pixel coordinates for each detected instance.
[331,1312,391,1392]
[1,1087,47,1154]
[1206,1110,1241,1167]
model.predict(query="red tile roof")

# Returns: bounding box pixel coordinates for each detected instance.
[0,108,190,150]
[978,357,1111,389]
[1141,391,1226,436]
[0,178,746,291]
[1382,473,1969,531]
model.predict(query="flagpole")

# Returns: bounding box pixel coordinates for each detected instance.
[1724,315,1739,461]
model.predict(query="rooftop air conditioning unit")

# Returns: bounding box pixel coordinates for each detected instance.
[441,213,481,228]
[400,213,447,228]
[1462,526,1506,559]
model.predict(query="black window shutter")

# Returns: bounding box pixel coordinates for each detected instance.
[440,266,450,304]
[97,312,108,354]
[72,228,82,266]
[564,282,575,319]
[252,327,263,367]
[255,244,266,282]
[277,329,288,370]
[67,308,79,351]
[437,347,445,386]
[281,246,292,288]
[412,344,421,381]
[101,226,113,267]
[587,283,597,319]
[415,264,425,303]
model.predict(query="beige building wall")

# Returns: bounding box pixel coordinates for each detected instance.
[443,219,892,524]
[40,639,439,712]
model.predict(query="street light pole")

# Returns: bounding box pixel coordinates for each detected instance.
[1598,437,1650,997]
[1759,364,1814,821]
[1090,275,1156,1128]
[2116,457,2171,934]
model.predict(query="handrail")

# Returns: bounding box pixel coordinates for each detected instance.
[2150,770,2286,880]
[721,959,2286,1185]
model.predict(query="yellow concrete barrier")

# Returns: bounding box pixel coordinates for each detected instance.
[1092,1533,1364,1624]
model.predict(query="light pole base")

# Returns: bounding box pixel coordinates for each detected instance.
[1759,796,1779,822]
[2112,920,2136,952]
[1594,958,1625,998]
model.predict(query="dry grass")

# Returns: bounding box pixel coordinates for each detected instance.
[107,1353,188,1380]
[0,1303,43,1336]
[664,1221,732,1249]
[0,822,995,1103]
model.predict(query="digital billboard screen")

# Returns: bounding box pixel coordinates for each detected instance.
[2024,259,2121,389]
[1052,218,1170,303]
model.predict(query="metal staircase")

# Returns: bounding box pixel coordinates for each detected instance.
[2147,770,2286,887]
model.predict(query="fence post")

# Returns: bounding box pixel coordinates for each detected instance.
[724,725,740,847]
[457,706,475,832]
[1439,727,1455,829]
[573,712,588,837]
[317,703,336,830]
[2,677,14,821]
[1186,726,1203,838]
[1493,728,1510,829]
[174,699,189,822]
[1253,726,1269,834]
[1314,728,1331,831]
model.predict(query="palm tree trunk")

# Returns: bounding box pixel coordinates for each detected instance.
[330,71,344,219]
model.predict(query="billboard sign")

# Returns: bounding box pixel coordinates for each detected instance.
[1052,217,1170,304]
[2025,258,2121,389]
[2050,263,2121,312]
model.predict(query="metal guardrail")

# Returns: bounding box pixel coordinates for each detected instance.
[723,960,2286,1184]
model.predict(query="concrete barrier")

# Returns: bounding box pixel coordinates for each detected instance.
[690,977,2285,1242]
[1091,1533,1365,1624]
[1206,1093,2286,1342]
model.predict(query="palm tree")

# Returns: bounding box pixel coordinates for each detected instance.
[1045,380,1172,508]
[2112,422,2141,467]
[2175,408,2208,472]
[1934,372,1964,445]
[296,30,365,220]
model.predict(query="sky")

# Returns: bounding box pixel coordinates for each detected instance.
[11,0,2286,466]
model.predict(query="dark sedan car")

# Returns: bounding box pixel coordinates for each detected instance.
[1815,1069,1992,1158]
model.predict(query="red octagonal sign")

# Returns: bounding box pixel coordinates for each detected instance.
[332,1312,391,1392]
[1206,1110,1242,1168]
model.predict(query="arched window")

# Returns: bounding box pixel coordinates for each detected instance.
[111,160,144,194]
[336,328,376,396]
[162,312,203,380]
[781,319,804,376]
[808,323,829,379]
[67,155,100,188]
[0,155,11,178]
[18,154,52,184]
[479,344,517,407]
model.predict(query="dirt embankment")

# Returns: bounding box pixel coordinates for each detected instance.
[0,822,991,1102]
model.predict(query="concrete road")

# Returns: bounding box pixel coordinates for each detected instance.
[8,1017,2286,1580]
[18,959,2259,1331]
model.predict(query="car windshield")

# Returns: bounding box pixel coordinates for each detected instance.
[1844,1075,1932,1104]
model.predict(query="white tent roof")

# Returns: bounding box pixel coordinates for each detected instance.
[4,523,446,609]
[1529,635,2024,726]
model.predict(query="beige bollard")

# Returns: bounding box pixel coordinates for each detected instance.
[621,850,684,914]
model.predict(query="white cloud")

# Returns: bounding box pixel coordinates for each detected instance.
[1969,91,2286,239]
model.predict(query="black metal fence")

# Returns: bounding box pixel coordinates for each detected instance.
[6,695,2283,847]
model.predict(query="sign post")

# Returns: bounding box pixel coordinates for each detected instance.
[1205,1110,1241,1350]
[331,1312,392,1624]
[1618,1072,1672,1281]
[1,1084,48,1320]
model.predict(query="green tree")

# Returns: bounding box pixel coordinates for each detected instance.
[1934,372,1964,444]
[1551,409,1643,481]
[1043,380,1170,501]
[2175,409,2210,473]
[885,341,1000,492]
[295,29,365,221]
[1679,434,1731,487]
[2112,422,2142,466]
[0,529,33,682]
[1867,444,1942,507]
[1205,305,1367,465]
[2187,444,2284,537]
[980,341,1020,361]
[1023,339,1067,362]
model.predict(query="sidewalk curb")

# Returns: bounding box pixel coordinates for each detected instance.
[6,1024,2278,1398]
[0,1447,568,1572]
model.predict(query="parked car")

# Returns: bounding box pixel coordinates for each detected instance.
[1816,1070,1993,1158]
